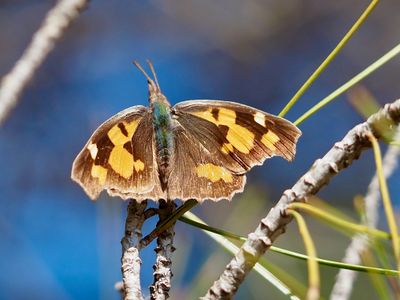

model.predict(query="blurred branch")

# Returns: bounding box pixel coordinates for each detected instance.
[150,200,176,300]
[330,127,400,300]
[121,200,147,300]
[201,99,400,300]
[0,0,88,125]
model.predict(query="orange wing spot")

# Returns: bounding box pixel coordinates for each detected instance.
[134,159,144,172]
[191,109,218,124]
[108,120,139,145]
[124,121,141,139]
[218,108,254,154]
[107,120,144,177]
[226,125,254,154]
[221,142,234,154]
[91,165,108,185]
[196,163,233,183]
[261,131,280,151]
[109,147,133,178]
[217,108,236,124]
[191,108,255,154]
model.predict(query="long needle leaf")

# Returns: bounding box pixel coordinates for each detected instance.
[294,42,400,126]
[279,0,378,117]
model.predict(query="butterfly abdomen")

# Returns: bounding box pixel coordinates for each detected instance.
[152,101,174,190]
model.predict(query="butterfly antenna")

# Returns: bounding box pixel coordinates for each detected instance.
[133,61,158,89]
[146,60,161,91]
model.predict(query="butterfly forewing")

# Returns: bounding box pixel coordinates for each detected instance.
[71,106,157,200]
[173,100,302,175]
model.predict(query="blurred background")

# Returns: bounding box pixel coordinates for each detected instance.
[1,1,400,299]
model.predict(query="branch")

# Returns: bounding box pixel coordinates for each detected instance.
[0,0,88,125]
[201,99,400,299]
[150,200,177,300]
[330,127,400,300]
[121,200,147,300]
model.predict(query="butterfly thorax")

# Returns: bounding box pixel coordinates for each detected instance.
[151,99,174,191]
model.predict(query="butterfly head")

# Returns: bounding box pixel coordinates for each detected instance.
[133,60,171,107]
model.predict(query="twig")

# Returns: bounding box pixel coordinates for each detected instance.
[201,99,400,299]
[150,200,177,300]
[145,208,159,219]
[330,127,400,300]
[0,0,89,125]
[121,200,147,300]
[140,199,197,248]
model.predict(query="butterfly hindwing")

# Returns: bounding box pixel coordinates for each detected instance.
[167,122,245,201]
[173,100,302,175]
[71,106,157,200]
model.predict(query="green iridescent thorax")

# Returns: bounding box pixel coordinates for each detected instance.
[151,96,174,190]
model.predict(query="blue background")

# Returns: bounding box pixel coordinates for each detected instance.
[1,1,400,299]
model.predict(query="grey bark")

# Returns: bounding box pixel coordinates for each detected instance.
[121,200,147,300]
[150,200,176,300]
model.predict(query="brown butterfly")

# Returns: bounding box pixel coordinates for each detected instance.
[71,62,301,202]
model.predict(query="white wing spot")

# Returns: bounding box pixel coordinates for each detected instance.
[87,142,98,160]
[254,112,266,127]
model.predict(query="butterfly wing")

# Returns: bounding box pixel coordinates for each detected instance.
[172,100,301,175]
[166,100,301,201]
[167,122,246,202]
[71,106,159,201]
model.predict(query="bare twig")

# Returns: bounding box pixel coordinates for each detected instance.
[145,208,159,219]
[330,127,400,300]
[121,200,147,300]
[150,200,177,300]
[201,99,400,299]
[0,0,88,125]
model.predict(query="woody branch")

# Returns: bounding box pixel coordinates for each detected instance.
[0,0,88,125]
[150,200,176,300]
[121,200,147,300]
[202,99,400,299]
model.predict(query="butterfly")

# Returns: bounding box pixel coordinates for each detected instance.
[71,61,301,202]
